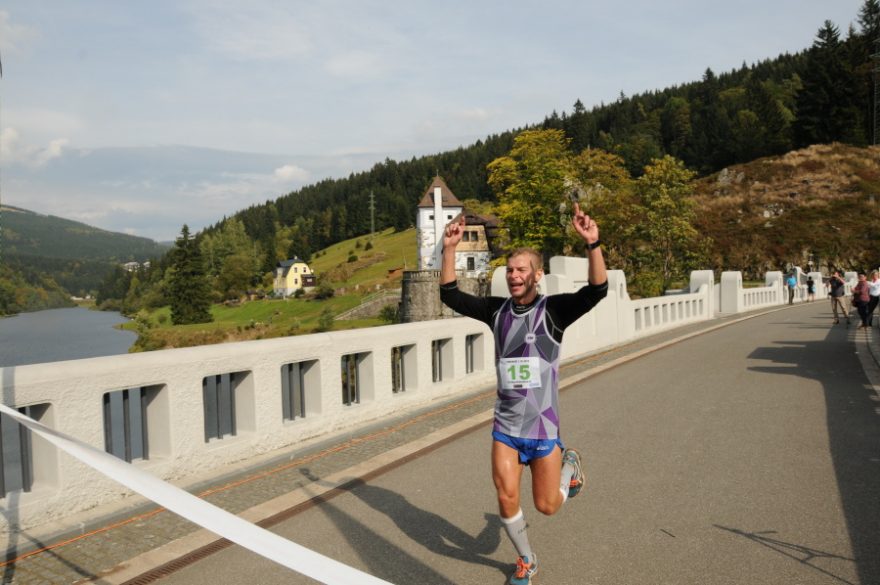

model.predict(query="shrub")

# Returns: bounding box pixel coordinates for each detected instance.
[314,283,335,300]
[314,308,335,332]
[348,254,358,263]
[631,270,665,298]
[378,304,399,324]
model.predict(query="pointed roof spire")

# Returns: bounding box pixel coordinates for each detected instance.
[417,175,464,208]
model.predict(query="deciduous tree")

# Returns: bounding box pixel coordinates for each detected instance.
[487,129,573,258]
[633,156,704,293]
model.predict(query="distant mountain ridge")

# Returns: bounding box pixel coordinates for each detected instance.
[1,205,169,261]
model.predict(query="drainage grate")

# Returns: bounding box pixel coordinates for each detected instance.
[119,538,234,585]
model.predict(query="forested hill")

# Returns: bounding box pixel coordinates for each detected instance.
[0,205,170,312]
[2,205,168,261]
[222,9,875,269]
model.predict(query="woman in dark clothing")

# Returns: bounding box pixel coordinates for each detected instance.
[852,273,871,328]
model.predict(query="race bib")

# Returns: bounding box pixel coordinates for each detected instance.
[499,357,541,390]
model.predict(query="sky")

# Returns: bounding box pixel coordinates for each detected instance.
[0,0,867,242]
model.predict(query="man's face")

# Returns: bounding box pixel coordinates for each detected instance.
[506,254,542,303]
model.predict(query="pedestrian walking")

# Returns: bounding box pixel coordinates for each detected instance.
[786,273,797,305]
[806,276,815,302]
[439,203,608,585]
[853,273,871,328]
[828,271,849,325]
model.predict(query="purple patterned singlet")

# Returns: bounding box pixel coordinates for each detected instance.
[492,296,562,439]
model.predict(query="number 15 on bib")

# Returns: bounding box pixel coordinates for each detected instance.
[499,357,541,390]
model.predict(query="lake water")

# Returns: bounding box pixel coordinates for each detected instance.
[0,307,136,367]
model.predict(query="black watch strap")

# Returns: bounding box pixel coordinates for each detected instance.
[586,239,601,251]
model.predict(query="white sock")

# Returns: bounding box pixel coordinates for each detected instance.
[500,509,534,559]
[560,459,575,499]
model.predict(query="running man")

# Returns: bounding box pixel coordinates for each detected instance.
[439,203,608,584]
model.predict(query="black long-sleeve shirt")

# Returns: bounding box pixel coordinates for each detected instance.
[439,279,609,343]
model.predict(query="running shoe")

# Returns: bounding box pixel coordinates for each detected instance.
[508,554,538,585]
[563,448,585,498]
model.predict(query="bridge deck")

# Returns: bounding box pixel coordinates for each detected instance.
[3,302,879,585]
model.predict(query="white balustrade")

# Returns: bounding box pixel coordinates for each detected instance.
[0,260,822,533]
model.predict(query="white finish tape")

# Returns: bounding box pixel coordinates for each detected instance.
[0,404,394,585]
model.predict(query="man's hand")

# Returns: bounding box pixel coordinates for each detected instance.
[444,214,466,249]
[571,202,599,244]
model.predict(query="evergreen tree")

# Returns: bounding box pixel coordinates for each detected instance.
[794,21,860,146]
[746,77,793,155]
[859,0,880,40]
[567,99,592,152]
[660,96,692,158]
[168,225,213,325]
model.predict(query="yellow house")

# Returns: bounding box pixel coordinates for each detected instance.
[273,257,316,297]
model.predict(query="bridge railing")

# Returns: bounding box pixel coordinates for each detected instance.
[0,260,838,534]
[0,319,496,533]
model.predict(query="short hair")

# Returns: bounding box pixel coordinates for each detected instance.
[507,248,543,272]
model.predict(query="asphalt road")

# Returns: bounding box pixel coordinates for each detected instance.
[146,302,880,585]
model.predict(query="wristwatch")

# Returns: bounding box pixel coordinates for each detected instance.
[586,240,601,251]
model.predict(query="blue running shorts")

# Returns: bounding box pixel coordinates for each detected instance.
[492,430,564,464]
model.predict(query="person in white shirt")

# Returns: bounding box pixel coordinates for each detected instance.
[867,271,880,327]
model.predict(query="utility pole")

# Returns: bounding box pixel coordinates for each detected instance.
[369,190,375,238]
[873,39,880,145]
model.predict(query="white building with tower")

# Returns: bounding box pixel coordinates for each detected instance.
[402,176,497,322]
[416,176,493,275]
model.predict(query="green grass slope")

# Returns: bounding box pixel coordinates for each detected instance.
[129,227,417,349]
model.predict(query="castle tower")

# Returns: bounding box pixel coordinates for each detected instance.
[416,176,463,270]
[401,176,498,322]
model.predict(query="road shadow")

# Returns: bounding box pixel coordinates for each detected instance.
[299,467,506,583]
[747,326,880,584]
[715,525,856,585]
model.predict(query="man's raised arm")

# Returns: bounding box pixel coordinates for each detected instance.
[440,214,465,285]
[571,202,607,286]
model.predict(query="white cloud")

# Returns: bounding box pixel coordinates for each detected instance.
[8,108,85,139]
[40,138,69,165]
[0,127,69,167]
[273,164,310,182]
